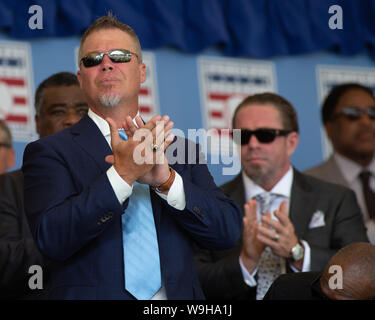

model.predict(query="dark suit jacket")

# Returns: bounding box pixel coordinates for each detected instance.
[22,115,242,300]
[194,169,368,300]
[263,271,325,300]
[0,169,48,299]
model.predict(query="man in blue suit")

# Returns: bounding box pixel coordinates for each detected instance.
[22,14,242,300]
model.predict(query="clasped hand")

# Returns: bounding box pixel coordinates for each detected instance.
[240,199,299,273]
[105,115,175,187]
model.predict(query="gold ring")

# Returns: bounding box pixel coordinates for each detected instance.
[151,143,159,152]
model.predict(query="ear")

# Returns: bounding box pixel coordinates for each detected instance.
[35,114,40,135]
[139,63,146,84]
[286,131,299,157]
[77,69,83,89]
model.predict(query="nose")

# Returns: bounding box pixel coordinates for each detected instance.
[63,110,81,128]
[101,54,114,71]
[247,133,260,148]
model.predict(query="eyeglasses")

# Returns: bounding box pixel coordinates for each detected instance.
[0,142,11,149]
[232,128,292,145]
[333,106,375,121]
[80,49,138,68]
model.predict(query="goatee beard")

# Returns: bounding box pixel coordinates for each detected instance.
[100,94,120,108]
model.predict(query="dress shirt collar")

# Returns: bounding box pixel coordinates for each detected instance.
[333,152,375,183]
[88,108,140,139]
[242,166,294,200]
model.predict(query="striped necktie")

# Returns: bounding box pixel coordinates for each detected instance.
[254,193,284,300]
[119,129,162,299]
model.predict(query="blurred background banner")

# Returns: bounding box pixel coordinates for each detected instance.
[0,40,35,141]
[1,0,375,185]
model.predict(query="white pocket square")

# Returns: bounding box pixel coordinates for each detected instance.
[309,210,325,228]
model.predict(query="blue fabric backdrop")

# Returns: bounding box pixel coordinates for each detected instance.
[1,0,374,58]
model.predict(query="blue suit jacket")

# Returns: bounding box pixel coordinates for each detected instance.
[22,115,242,299]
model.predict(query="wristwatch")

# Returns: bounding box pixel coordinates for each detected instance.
[290,242,304,261]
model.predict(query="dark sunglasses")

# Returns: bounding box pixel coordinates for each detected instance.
[80,49,138,68]
[231,128,292,145]
[333,106,375,121]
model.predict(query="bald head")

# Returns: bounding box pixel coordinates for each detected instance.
[320,242,375,300]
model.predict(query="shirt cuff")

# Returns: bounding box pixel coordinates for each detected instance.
[155,171,186,210]
[106,166,133,204]
[289,239,311,272]
[365,219,375,244]
[239,256,258,287]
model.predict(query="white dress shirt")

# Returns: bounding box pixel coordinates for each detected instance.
[88,109,186,300]
[333,152,375,244]
[238,166,311,287]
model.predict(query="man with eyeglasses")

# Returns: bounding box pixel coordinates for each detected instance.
[306,83,375,244]
[22,14,242,300]
[194,92,367,300]
[0,72,88,299]
[0,119,15,174]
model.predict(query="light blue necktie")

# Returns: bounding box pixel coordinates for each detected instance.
[118,129,161,300]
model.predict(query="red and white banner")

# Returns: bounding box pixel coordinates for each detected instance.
[198,56,277,153]
[0,41,35,141]
[138,52,159,122]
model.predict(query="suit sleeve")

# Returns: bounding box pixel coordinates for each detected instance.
[193,243,255,299]
[22,140,125,261]
[0,172,47,296]
[309,189,369,270]
[161,141,243,250]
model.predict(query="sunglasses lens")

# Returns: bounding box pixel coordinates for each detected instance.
[108,50,132,63]
[235,129,277,144]
[255,130,276,143]
[341,107,361,121]
[239,130,251,145]
[82,52,103,67]
[366,108,375,120]
[81,50,133,67]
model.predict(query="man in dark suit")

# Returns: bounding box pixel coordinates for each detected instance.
[264,242,375,300]
[194,93,368,300]
[0,72,88,299]
[22,14,242,300]
[305,83,375,244]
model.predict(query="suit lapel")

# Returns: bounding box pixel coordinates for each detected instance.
[70,115,113,174]
[325,156,349,187]
[289,169,318,238]
[224,174,246,215]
